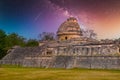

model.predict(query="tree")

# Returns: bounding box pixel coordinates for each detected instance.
[0,29,7,59]
[82,29,97,39]
[0,49,7,59]
[38,32,55,41]
[0,29,40,59]
[0,29,6,49]
[5,33,26,50]
[25,39,39,47]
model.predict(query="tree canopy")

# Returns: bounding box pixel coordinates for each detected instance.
[0,29,39,59]
[25,39,39,47]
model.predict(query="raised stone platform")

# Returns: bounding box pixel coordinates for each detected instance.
[1,56,120,69]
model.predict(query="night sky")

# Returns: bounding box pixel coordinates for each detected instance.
[0,0,120,39]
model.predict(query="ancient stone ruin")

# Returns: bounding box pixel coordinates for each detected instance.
[1,17,120,69]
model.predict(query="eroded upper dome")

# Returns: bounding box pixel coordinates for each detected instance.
[57,17,81,35]
[57,17,82,40]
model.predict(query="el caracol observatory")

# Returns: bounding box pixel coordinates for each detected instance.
[57,17,82,41]
[1,17,120,69]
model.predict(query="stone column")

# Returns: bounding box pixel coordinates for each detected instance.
[57,47,59,55]
[88,48,92,56]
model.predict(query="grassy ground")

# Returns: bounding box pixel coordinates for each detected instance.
[0,65,120,80]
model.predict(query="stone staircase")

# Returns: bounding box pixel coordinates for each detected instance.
[2,44,48,61]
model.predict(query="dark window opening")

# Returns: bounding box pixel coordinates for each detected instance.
[65,37,67,40]
[119,48,120,53]
[46,51,52,55]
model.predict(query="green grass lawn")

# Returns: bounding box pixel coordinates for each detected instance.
[1,66,120,80]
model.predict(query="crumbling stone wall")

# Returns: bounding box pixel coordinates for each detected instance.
[1,42,120,69]
[56,44,120,56]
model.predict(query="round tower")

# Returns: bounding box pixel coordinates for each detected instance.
[57,17,82,41]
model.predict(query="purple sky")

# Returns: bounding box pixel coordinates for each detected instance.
[0,0,120,39]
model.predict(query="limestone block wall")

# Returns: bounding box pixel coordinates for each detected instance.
[75,56,120,69]
[50,56,120,69]
[0,60,23,66]
[22,59,53,68]
[1,56,120,69]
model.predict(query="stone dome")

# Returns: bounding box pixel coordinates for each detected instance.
[57,17,82,41]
